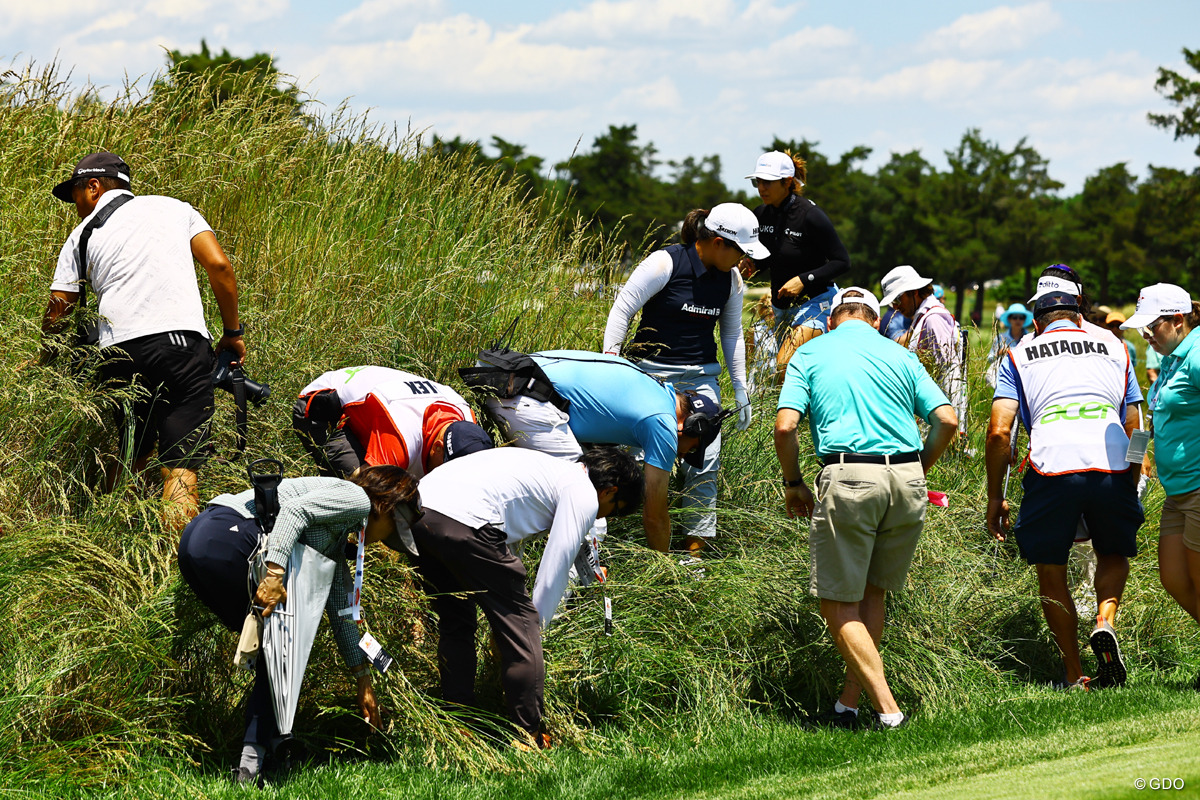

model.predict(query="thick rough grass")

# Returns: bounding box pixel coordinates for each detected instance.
[1,61,1195,792]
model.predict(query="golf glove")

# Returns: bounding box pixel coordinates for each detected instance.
[735,388,752,431]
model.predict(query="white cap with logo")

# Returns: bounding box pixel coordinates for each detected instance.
[1121,283,1193,329]
[1028,275,1083,303]
[704,203,771,260]
[745,151,801,184]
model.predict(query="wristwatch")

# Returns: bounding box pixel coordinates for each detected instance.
[782,478,805,488]
[223,324,245,338]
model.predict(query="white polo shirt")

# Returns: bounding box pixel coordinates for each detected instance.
[50,190,214,347]
[416,447,600,629]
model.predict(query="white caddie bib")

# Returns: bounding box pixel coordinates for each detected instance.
[1009,325,1132,474]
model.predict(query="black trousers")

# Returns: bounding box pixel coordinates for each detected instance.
[411,509,544,734]
[177,505,277,747]
[291,396,365,478]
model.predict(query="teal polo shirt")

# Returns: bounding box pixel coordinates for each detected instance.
[778,319,950,458]
[1150,327,1200,496]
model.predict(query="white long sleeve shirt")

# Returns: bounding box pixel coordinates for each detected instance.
[603,249,748,393]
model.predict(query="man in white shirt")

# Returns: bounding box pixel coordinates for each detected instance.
[39,152,244,530]
[409,446,642,746]
[986,291,1144,691]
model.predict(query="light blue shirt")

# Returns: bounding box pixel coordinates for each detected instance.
[1149,327,1200,496]
[533,350,679,472]
[777,320,949,457]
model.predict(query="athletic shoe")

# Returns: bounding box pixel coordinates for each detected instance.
[231,766,263,788]
[801,707,860,731]
[867,712,909,731]
[1060,676,1091,693]
[1089,619,1127,688]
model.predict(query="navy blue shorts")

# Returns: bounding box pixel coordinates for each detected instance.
[1012,469,1144,565]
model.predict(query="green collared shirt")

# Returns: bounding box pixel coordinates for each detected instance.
[1150,327,1200,495]
[778,319,949,457]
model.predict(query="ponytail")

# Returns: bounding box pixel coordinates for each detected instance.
[788,153,807,195]
[680,208,717,247]
[1185,300,1200,330]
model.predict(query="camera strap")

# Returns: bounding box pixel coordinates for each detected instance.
[340,532,366,622]
[231,367,248,455]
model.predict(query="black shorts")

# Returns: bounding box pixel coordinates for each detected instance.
[100,331,214,470]
[1012,469,1144,565]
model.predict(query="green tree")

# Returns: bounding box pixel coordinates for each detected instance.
[159,40,304,117]
[933,129,1061,320]
[556,124,669,256]
[1149,46,1200,158]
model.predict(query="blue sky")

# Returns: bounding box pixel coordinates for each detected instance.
[4,0,1197,194]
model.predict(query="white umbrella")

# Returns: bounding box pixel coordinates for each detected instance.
[260,542,337,736]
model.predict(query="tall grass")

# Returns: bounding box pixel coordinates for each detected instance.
[1,60,1196,793]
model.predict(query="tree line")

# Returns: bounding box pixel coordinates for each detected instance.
[163,42,1200,320]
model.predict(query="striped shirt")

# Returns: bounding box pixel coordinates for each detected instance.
[208,477,370,669]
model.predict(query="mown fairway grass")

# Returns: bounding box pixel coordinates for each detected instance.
[25,679,1200,799]
[3,63,1200,799]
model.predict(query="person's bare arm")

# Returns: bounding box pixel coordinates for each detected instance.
[985,399,1019,542]
[642,464,672,552]
[192,231,244,364]
[921,404,958,474]
[774,407,814,518]
[1123,403,1143,483]
[38,290,80,364]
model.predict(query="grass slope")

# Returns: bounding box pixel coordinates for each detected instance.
[2,62,1199,796]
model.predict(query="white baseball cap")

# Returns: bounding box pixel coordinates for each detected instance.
[1028,275,1083,303]
[831,286,881,317]
[879,265,933,306]
[745,151,799,182]
[704,203,770,260]
[1121,283,1193,329]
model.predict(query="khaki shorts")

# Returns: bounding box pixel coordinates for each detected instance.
[1160,486,1200,552]
[809,460,927,602]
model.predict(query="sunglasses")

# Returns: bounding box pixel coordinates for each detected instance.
[750,177,783,188]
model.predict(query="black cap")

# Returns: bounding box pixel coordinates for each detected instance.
[682,392,730,469]
[1033,290,1080,317]
[52,152,131,202]
[443,421,494,461]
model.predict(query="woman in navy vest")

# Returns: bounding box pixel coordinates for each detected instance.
[744,151,850,383]
[603,204,768,552]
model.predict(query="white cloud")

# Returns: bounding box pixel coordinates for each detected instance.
[920,2,1061,56]
[531,0,799,41]
[609,77,684,112]
[147,0,288,25]
[307,14,635,99]
[333,0,443,36]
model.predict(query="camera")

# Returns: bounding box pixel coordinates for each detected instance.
[212,350,271,406]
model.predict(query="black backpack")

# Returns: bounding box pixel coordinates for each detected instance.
[458,346,570,412]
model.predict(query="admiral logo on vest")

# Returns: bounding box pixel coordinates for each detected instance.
[1024,339,1109,360]
[682,303,721,317]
